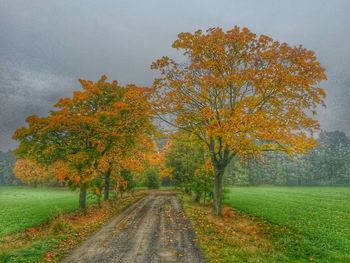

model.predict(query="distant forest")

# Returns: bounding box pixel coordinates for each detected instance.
[0,150,17,185]
[1,130,350,186]
[225,131,350,186]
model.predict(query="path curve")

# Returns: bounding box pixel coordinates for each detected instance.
[61,192,206,263]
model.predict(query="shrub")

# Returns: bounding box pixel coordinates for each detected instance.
[49,213,73,235]
[146,168,160,189]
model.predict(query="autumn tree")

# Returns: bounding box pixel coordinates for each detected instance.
[13,76,154,208]
[138,140,166,189]
[151,26,327,215]
[82,81,154,200]
[13,109,98,209]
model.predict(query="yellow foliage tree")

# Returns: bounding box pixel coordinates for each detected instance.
[151,26,327,215]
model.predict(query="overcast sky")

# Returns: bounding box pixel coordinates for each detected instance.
[0,0,349,151]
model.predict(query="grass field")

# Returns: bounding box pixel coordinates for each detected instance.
[0,186,92,237]
[225,187,350,262]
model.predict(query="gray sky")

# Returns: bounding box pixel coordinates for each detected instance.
[0,0,349,151]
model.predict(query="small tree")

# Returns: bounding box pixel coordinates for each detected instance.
[192,166,214,203]
[165,133,207,193]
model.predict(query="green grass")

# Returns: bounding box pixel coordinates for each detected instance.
[225,186,350,262]
[0,186,92,238]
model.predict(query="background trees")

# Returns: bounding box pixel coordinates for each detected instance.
[225,131,350,186]
[151,26,327,215]
[317,131,350,184]
[0,150,16,185]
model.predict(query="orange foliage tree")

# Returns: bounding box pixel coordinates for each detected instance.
[98,133,155,199]
[13,158,50,186]
[13,76,154,208]
[151,26,327,215]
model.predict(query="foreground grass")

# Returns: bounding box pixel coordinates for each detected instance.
[0,186,97,237]
[225,186,350,262]
[0,190,147,263]
[182,195,290,263]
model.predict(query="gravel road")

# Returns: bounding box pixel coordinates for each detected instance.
[61,192,206,263]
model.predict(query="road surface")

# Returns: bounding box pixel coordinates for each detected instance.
[61,192,206,263]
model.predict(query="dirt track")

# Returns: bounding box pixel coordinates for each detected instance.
[61,192,206,263]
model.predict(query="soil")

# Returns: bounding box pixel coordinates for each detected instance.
[61,192,206,263]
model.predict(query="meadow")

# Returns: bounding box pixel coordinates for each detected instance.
[0,186,91,237]
[225,187,350,262]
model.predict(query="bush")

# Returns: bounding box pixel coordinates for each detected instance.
[146,168,160,189]
[192,168,213,203]
[121,170,137,192]
[50,213,73,235]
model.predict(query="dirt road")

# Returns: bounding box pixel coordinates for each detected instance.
[61,192,206,263]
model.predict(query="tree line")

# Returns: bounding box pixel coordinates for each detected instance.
[0,150,17,185]
[226,131,350,186]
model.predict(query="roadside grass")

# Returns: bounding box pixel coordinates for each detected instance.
[181,195,291,263]
[224,186,350,263]
[0,186,97,238]
[0,191,147,263]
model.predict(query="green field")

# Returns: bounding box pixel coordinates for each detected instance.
[225,187,350,262]
[0,186,89,237]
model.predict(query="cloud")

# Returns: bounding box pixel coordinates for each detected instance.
[0,62,75,150]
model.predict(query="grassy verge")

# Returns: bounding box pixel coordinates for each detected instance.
[0,186,96,237]
[0,191,147,263]
[181,195,291,263]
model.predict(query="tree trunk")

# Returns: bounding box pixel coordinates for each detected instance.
[213,169,224,216]
[79,183,87,209]
[194,192,201,202]
[208,137,232,216]
[104,169,111,201]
